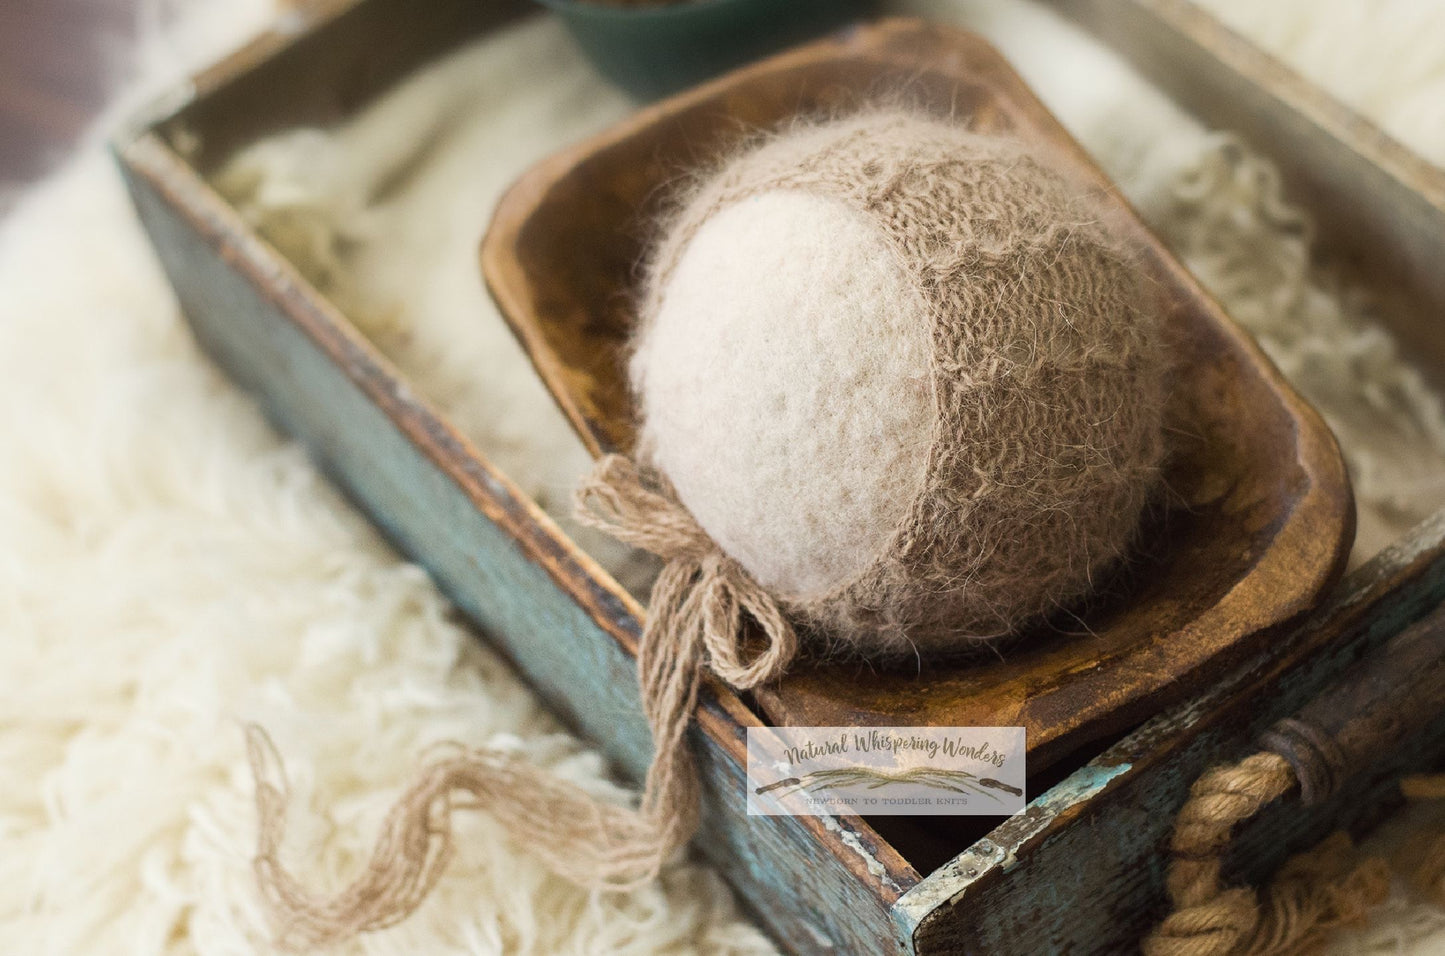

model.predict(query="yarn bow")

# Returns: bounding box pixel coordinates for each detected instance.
[574,453,800,691]
[567,453,800,901]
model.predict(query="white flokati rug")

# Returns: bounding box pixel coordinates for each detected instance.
[0,2,766,954]
[5,0,1445,954]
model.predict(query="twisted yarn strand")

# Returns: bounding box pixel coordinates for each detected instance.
[247,453,796,949]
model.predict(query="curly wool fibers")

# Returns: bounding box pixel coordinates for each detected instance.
[630,111,1168,657]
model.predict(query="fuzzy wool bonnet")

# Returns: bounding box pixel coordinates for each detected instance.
[627,110,1167,658]
[250,113,1172,943]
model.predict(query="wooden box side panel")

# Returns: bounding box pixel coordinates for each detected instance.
[1050,0,1445,390]
[148,0,532,175]
[118,139,913,955]
[896,515,1445,954]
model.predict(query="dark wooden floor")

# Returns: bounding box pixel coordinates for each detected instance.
[0,0,141,198]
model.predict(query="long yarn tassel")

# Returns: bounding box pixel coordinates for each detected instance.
[248,454,797,950]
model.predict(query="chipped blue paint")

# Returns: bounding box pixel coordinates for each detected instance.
[892,759,1133,942]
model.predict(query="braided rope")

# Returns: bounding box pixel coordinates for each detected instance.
[1145,751,1392,955]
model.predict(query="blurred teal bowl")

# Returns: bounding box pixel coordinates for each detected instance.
[537,0,875,101]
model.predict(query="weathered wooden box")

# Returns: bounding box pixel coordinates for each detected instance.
[113,0,1445,952]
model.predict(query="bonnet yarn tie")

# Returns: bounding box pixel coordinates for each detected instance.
[574,453,800,689]
[246,453,796,950]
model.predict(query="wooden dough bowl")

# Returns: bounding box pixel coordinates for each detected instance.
[481,17,1354,770]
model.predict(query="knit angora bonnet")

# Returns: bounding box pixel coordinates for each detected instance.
[626,110,1166,659]
[248,111,1168,948]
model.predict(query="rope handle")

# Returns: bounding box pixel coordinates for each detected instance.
[1145,603,1445,955]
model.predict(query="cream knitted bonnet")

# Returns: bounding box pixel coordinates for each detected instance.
[624,109,1167,659]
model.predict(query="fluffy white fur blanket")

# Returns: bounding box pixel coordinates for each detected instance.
[5,0,1445,953]
[0,4,764,954]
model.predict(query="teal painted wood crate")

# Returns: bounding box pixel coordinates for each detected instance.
[114,0,1445,951]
